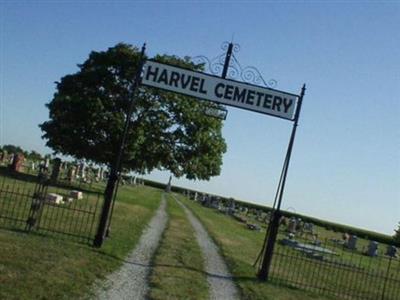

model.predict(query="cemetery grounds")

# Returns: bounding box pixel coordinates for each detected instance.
[178,194,399,300]
[0,161,163,299]
[0,159,399,299]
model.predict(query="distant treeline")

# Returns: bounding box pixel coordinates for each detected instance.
[0,144,48,161]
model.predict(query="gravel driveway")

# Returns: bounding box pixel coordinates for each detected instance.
[94,194,168,300]
[174,195,240,300]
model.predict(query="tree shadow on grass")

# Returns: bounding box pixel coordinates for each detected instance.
[0,166,39,184]
[95,249,258,282]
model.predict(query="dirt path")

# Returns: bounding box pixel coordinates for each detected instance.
[173,195,239,300]
[94,194,168,300]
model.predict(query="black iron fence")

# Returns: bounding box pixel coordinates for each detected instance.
[269,227,400,300]
[0,167,104,244]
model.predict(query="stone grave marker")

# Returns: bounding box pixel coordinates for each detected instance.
[70,190,83,200]
[46,193,63,205]
[0,150,6,163]
[367,241,379,257]
[50,158,62,182]
[78,163,86,180]
[288,217,297,233]
[385,245,397,258]
[67,165,77,182]
[10,153,25,172]
[346,235,358,250]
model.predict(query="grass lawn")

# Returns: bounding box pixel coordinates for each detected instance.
[148,194,209,300]
[178,194,337,300]
[0,184,162,300]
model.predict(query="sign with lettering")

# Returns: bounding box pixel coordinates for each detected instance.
[142,60,299,121]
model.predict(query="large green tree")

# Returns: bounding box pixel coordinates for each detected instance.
[40,43,226,180]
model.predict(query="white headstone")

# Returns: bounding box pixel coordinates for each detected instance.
[70,190,83,200]
[46,193,63,205]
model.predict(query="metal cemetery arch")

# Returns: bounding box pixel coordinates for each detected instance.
[93,42,306,282]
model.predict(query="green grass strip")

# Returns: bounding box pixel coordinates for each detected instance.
[0,185,162,300]
[178,195,335,300]
[148,194,209,300]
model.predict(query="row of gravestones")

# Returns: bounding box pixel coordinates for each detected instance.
[50,160,145,185]
[184,190,271,231]
[0,152,26,172]
[0,151,108,184]
[37,159,107,184]
[344,235,397,258]
[184,189,274,219]
[185,190,239,214]
[283,216,398,258]
[184,188,399,258]
[0,150,150,191]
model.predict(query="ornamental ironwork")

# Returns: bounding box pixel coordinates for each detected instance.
[192,41,277,88]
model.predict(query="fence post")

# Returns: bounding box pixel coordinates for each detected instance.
[26,172,49,231]
[381,256,393,300]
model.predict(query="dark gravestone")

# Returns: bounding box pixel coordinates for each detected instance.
[386,245,397,258]
[0,150,6,163]
[51,158,62,182]
[367,241,378,257]
[10,153,24,172]
[67,165,77,182]
[346,235,358,250]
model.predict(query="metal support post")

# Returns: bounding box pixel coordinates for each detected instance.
[257,84,306,280]
[221,42,233,79]
[93,44,147,248]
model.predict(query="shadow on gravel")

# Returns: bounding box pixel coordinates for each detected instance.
[96,250,257,281]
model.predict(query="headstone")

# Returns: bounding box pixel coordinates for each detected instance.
[70,190,83,200]
[385,245,397,258]
[288,217,297,233]
[346,235,358,250]
[211,197,220,209]
[0,150,6,163]
[227,198,236,215]
[296,218,303,231]
[78,163,86,180]
[67,166,77,182]
[50,158,62,182]
[10,153,24,172]
[165,175,172,193]
[46,193,63,205]
[96,167,104,182]
[64,197,74,203]
[367,241,379,257]
[247,223,261,231]
[304,222,314,233]
[45,158,50,169]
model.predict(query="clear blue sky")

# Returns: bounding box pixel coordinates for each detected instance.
[1,1,399,235]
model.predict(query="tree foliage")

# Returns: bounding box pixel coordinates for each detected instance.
[1,144,25,155]
[40,43,227,180]
[394,222,400,244]
[28,151,43,161]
